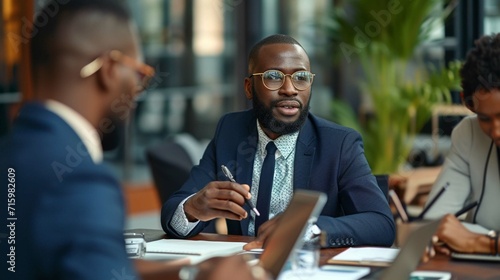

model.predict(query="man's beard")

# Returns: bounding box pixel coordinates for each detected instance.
[251,85,310,135]
[101,90,136,151]
[100,116,126,152]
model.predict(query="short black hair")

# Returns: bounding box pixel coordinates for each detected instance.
[460,33,500,107]
[248,34,307,73]
[30,0,131,69]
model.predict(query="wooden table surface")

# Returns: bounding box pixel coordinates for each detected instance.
[139,232,500,280]
[197,233,500,279]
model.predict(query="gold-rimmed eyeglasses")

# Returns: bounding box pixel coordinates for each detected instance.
[80,50,155,91]
[249,70,315,91]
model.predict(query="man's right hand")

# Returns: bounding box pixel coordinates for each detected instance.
[183,181,252,222]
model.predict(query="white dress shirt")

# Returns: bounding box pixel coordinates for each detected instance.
[45,99,103,164]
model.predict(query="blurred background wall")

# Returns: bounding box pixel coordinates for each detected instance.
[2,1,500,213]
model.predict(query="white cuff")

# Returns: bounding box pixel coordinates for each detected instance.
[170,194,200,236]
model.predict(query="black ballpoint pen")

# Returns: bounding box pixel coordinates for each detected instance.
[454,201,478,217]
[221,165,260,216]
[415,182,449,220]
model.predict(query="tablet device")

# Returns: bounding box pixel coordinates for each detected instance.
[451,252,500,262]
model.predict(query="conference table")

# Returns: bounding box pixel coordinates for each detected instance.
[135,232,499,280]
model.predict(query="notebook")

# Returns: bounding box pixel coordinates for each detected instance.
[146,239,247,256]
[451,252,500,262]
[257,190,327,279]
[330,247,399,266]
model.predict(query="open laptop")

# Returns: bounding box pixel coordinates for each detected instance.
[255,192,448,280]
[374,219,450,279]
[254,191,445,280]
[256,190,327,279]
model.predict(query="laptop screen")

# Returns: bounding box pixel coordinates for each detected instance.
[258,190,326,278]
[380,219,441,279]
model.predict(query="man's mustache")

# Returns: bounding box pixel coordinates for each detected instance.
[270,98,303,109]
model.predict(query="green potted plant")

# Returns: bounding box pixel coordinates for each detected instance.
[325,0,462,173]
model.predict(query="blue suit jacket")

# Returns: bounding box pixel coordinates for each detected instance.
[0,103,136,280]
[162,110,395,247]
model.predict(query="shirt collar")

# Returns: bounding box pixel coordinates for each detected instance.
[45,100,103,163]
[256,120,299,160]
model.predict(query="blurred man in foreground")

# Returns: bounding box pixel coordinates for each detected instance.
[0,1,267,279]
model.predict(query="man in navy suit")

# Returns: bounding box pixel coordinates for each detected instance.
[0,1,269,280]
[161,34,395,248]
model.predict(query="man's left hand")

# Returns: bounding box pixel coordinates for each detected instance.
[243,214,282,250]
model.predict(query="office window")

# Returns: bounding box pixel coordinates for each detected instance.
[484,0,500,35]
[1,0,28,136]
[119,0,337,181]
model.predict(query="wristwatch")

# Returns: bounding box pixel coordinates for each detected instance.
[178,265,199,280]
[486,230,498,255]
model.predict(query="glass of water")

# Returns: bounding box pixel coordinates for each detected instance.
[290,237,320,276]
[124,232,146,258]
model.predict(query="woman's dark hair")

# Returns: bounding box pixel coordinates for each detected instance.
[460,33,500,107]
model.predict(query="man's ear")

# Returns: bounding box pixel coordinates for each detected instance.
[460,91,475,112]
[244,77,253,100]
[95,55,119,97]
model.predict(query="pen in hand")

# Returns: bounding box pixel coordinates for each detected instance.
[427,201,479,250]
[454,201,478,217]
[221,165,260,217]
[415,182,449,220]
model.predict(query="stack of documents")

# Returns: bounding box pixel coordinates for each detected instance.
[145,239,247,263]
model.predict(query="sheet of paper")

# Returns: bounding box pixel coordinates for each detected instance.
[410,271,451,280]
[278,265,370,280]
[330,247,399,264]
[146,239,246,256]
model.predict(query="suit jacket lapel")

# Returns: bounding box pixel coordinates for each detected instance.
[294,116,316,190]
[230,114,258,235]
[477,143,500,228]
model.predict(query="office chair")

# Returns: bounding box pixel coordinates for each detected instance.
[145,140,193,205]
[374,174,390,203]
[145,138,218,233]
